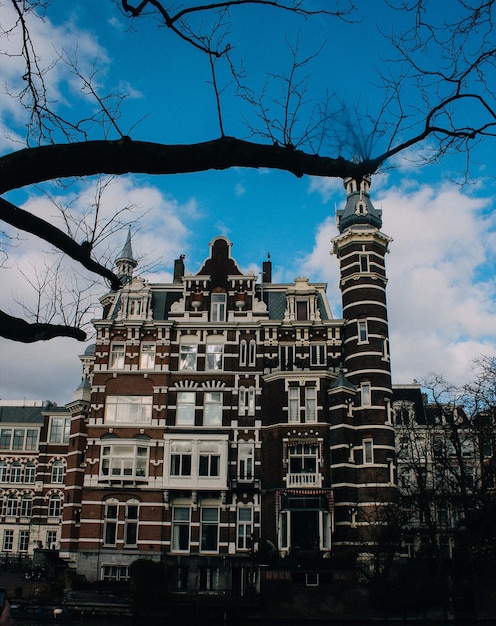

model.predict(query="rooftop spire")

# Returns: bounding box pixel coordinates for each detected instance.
[335,175,382,234]
[115,227,138,283]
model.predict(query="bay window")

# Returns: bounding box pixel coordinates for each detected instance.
[105,396,152,424]
[101,444,148,479]
[170,441,192,476]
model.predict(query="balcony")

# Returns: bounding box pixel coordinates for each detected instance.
[287,472,322,487]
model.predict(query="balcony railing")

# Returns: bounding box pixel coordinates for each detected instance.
[287,473,322,487]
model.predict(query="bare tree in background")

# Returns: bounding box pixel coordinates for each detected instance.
[2,0,496,341]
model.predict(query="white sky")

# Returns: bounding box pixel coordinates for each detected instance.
[0,1,495,404]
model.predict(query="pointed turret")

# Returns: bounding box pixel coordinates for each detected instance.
[331,175,396,555]
[115,227,138,283]
[336,175,382,233]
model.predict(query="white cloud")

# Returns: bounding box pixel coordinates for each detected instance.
[302,179,496,387]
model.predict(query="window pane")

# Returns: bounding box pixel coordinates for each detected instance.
[177,391,195,425]
[140,343,156,369]
[180,344,197,371]
[206,344,223,370]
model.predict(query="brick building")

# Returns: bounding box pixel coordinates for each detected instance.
[59,176,397,591]
[0,400,70,559]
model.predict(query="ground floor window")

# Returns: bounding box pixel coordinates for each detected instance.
[200,507,219,552]
[2,530,13,551]
[101,565,130,582]
[46,530,57,550]
[198,567,219,592]
[19,530,29,552]
[278,495,332,553]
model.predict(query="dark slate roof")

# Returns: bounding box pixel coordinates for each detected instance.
[151,291,182,320]
[392,386,428,423]
[331,369,356,391]
[0,404,65,425]
[116,227,134,263]
[263,291,287,320]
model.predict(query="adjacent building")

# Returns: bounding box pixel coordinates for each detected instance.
[0,400,70,559]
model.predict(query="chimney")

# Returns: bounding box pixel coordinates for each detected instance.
[173,255,185,284]
[262,253,272,283]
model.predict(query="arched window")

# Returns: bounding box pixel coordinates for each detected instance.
[20,494,33,518]
[10,462,21,483]
[48,494,62,518]
[24,462,36,483]
[6,494,18,517]
[51,461,64,483]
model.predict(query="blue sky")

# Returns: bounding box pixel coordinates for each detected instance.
[0,1,495,403]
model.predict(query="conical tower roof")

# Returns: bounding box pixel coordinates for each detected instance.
[115,227,137,282]
[336,175,382,233]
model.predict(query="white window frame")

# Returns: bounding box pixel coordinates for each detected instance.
[49,417,71,444]
[110,343,125,369]
[124,500,139,546]
[358,320,368,344]
[363,438,374,464]
[176,391,196,425]
[305,386,317,422]
[48,494,62,518]
[20,495,32,518]
[200,507,219,553]
[2,530,13,552]
[172,506,191,552]
[19,530,29,552]
[51,461,65,483]
[140,343,156,369]
[179,343,198,371]
[170,441,193,476]
[24,463,36,483]
[104,395,152,424]
[46,530,57,550]
[237,507,253,551]
[128,298,142,318]
[238,443,254,481]
[288,387,299,422]
[248,340,256,366]
[100,444,149,479]
[203,391,222,426]
[360,254,370,272]
[288,443,319,475]
[103,501,118,546]
[198,442,220,477]
[310,344,326,367]
[238,387,255,417]
[210,293,226,322]
[206,343,224,371]
[6,494,18,517]
[361,382,371,407]
[239,339,247,366]
[10,462,21,483]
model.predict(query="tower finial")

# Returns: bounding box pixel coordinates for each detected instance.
[115,227,138,283]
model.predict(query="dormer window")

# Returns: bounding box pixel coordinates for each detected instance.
[210,293,226,322]
[356,202,367,216]
[128,298,142,317]
[296,300,309,321]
